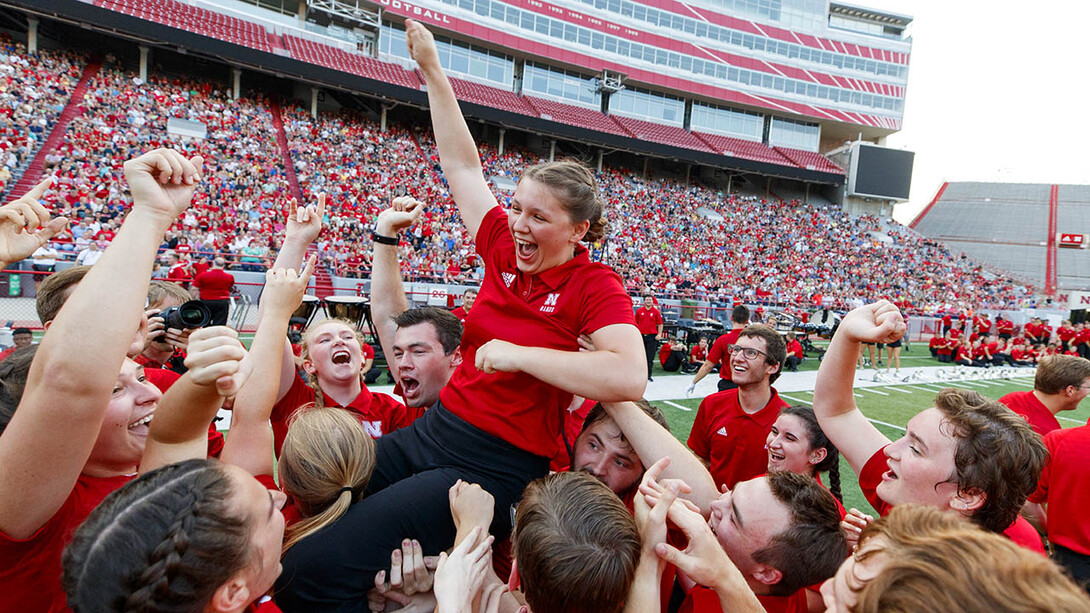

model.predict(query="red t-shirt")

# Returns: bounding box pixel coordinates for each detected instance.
[634,306,663,335]
[679,584,807,613]
[450,306,468,323]
[706,329,743,381]
[167,264,191,284]
[1029,425,1090,554]
[1057,326,1076,343]
[270,373,412,455]
[193,268,234,300]
[0,473,135,612]
[859,447,1044,554]
[999,391,1061,437]
[690,344,708,362]
[687,388,788,491]
[786,339,803,359]
[439,207,635,458]
[658,343,674,367]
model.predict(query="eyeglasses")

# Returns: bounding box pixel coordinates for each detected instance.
[727,344,769,361]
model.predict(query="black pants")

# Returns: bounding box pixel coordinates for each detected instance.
[662,350,685,372]
[1054,544,1090,593]
[276,404,550,612]
[785,355,800,372]
[202,299,230,326]
[642,334,658,378]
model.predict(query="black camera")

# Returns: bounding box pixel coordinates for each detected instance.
[155,300,212,339]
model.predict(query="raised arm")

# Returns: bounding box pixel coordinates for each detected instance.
[0,177,69,270]
[371,197,424,388]
[812,301,905,474]
[603,401,719,516]
[405,19,497,240]
[476,323,646,402]
[0,150,201,538]
[266,197,324,404]
[223,258,315,477]
[140,326,250,473]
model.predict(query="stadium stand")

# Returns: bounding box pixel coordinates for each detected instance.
[774,145,844,173]
[523,96,633,137]
[447,76,537,116]
[96,0,272,52]
[611,115,716,153]
[282,35,421,90]
[694,131,794,166]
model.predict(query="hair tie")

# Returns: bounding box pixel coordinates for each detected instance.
[339,486,354,495]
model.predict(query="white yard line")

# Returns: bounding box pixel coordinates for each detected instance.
[1058,415,1085,425]
[859,387,889,396]
[867,418,906,432]
[663,400,692,412]
[779,394,813,405]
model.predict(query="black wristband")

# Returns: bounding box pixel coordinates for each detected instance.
[372,231,399,246]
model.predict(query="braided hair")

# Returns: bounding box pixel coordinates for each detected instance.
[298,318,366,409]
[62,459,252,612]
[780,405,842,503]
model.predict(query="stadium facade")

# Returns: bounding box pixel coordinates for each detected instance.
[8,0,910,193]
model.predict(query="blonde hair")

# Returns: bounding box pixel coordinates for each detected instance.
[147,280,192,310]
[279,406,376,553]
[299,318,365,409]
[852,505,1090,613]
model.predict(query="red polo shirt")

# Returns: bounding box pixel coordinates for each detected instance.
[859,447,1044,554]
[193,268,234,300]
[687,388,787,491]
[270,373,412,455]
[439,207,635,459]
[1029,425,1090,554]
[679,585,807,613]
[635,306,663,335]
[999,391,1061,437]
[706,329,743,381]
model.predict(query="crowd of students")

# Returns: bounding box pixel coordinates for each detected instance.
[1,22,1090,613]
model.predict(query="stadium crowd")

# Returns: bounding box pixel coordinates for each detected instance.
[3,42,1038,316]
[0,19,1089,613]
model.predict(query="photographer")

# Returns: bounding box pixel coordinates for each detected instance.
[138,280,208,374]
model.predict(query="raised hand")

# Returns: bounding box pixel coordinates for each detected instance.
[370,539,440,612]
[405,19,441,72]
[376,196,425,236]
[449,480,495,536]
[654,496,737,590]
[122,149,203,224]
[838,300,906,345]
[262,256,317,318]
[434,526,494,613]
[183,326,250,397]
[0,177,69,266]
[284,194,326,245]
[840,508,874,551]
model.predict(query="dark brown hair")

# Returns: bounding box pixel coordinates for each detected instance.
[0,345,37,435]
[780,405,842,502]
[62,459,252,612]
[752,471,849,595]
[514,472,640,613]
[738,324,787,384]
[932,388,1048,532]
[521,161,606,243]
[392,306,463,355]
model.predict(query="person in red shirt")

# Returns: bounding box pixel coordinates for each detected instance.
[601,401,845,610]
[1011,338,1035,366]
[936,329,956,363]
[0,153,207,611]
[1075,322,1090,359]
[276,23,646,608]
[449,288,476,323]
[996,314,1015,340]
[690,335,709,369]
[688,325,789,491]
[0,327,32,362]
[813,301,1049,555]
[1000,354,1090,436]
[688,304,749,394]
[635,294,665,381]
[784,332,804,372]
[165,251,192,287]
[193,256,235,326]
[1027,424,1090,586]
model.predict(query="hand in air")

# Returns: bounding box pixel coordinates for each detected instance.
[123,149,203,224]
[284,194,326,244]
[474,339,525,374]
[433,526,494,613]
[263,256,317,317]
[183,327,251,396]
[0,177,69,265]
[449,479,495,535]
[653,490,737,590]
[405,19,441,72]
[376,196,426,237]
[840,508,874,551]
[369,539,440,612]
[839,300,905,345]
[144,308,193,351]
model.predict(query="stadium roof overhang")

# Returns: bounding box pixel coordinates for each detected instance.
[5,0,845,185]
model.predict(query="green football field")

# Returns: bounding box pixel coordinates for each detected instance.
[650,374,1090,514]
